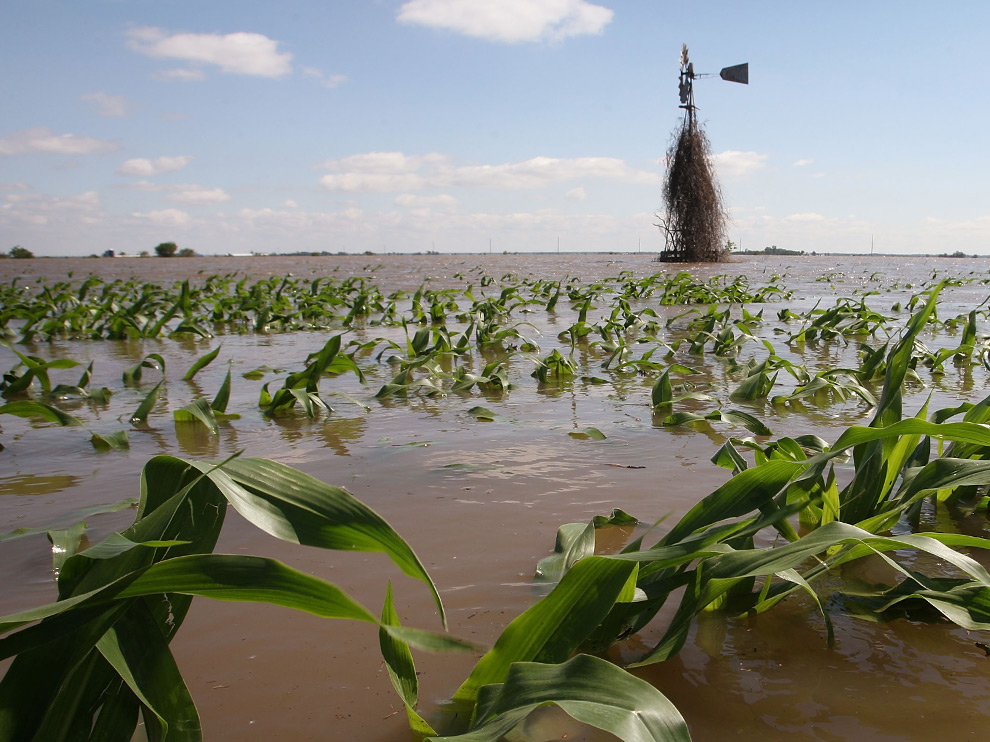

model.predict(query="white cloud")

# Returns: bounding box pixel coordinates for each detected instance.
[713,150,768,178]
[916,215,990,237]
[303,67,348,89]
[117,155,193,177]
[157,68,207,82]
[126,180,164,192]
[319,151,447,174]
[565,186,587,201]
[792,158,814,167]
[125,26,292,78]
[0,128,118,156]
[727,208,879,254]
[320,172,427,192]
[318,151,654,192]
[167,185,231,205]
[448,156,651,188]
[235,206,368,233]
[131,208,191,225]
[81,92,128,117]
[389,207,627,239]
[395,193,459,209]
[121,179,230,204]
[396,0,614,43]
[1,190,102,226]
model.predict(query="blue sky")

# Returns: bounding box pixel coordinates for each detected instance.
[2,0,989,257]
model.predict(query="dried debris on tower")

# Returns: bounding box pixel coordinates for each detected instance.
[657,45,729,263]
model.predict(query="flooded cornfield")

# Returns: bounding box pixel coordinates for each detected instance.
[2,252,990,741]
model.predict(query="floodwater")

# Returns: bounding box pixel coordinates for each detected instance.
[2,252,990,741]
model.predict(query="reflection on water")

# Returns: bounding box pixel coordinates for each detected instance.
[174,419,224,458]
[318,416,367,457]
[2,254,990,740]
[634,604,990,741]
[0,473,79,497]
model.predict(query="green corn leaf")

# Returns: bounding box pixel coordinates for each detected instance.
[661,411,707,427]
[170,320,213,339]
[866,580,990,630]
[453,556,638,705]
[430,655,690,742]
[184,456,448,628]
[651,369,672,409]
[96,601,202,742]
[535,522,596,583]
[0,399,83,427]
[80,533,190,561]
[1,498,137,544]
[467,406,498,422]
[592,509,638,527]
[380,582,437,738]
[123,354,166,385]
[211,364,232,413]
[711,440,749,473]
[129,380,162,424]
[660,460,803,546]
[568,427,606,440]
[713,409,773,436]
[90,429,129,451]
[48,521,88,575]
[182,345,221,381]
[173,399,219,434]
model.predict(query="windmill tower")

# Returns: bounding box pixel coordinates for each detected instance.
[658,45,748,262]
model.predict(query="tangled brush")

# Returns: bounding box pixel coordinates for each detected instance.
[658,116,727,262]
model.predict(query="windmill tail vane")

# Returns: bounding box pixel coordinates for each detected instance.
[678,44,748,123]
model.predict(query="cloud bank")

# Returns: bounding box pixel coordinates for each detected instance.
[0,128,118,156]
[81,92,129,117]
[117,155,193,177]
[318,151,654,192]
[125,26,292,78]
[396,0,614,43]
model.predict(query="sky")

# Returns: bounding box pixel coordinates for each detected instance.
[3,0,990,257]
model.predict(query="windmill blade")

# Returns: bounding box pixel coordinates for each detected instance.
[719,63,748,84]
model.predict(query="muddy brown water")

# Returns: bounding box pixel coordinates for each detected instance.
[2,253,990,740]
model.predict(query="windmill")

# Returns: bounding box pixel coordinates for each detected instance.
[658,45,748,262]
[678,47,748,123]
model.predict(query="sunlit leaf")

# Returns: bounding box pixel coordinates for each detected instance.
[454,556,638,705]
[380,582,437,738]
[0,400,83,427]
[129,380,162,425]
[431,655,690,742]
[568,427,607,440]
[183,345,221,381]
[173,399,219,434]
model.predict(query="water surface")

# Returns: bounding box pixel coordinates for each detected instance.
[2,253,989,741]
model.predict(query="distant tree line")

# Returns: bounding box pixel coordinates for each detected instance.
[735,245,805,256]
[5,245,34,259]
[154,242,195,257]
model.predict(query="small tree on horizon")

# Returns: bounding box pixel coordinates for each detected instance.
[154,242,178,258]
[9,245,34,259]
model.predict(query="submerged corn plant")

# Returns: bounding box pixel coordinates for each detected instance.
[0,453,701,742]
[6,264,990,740]
[0,454,465,741]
